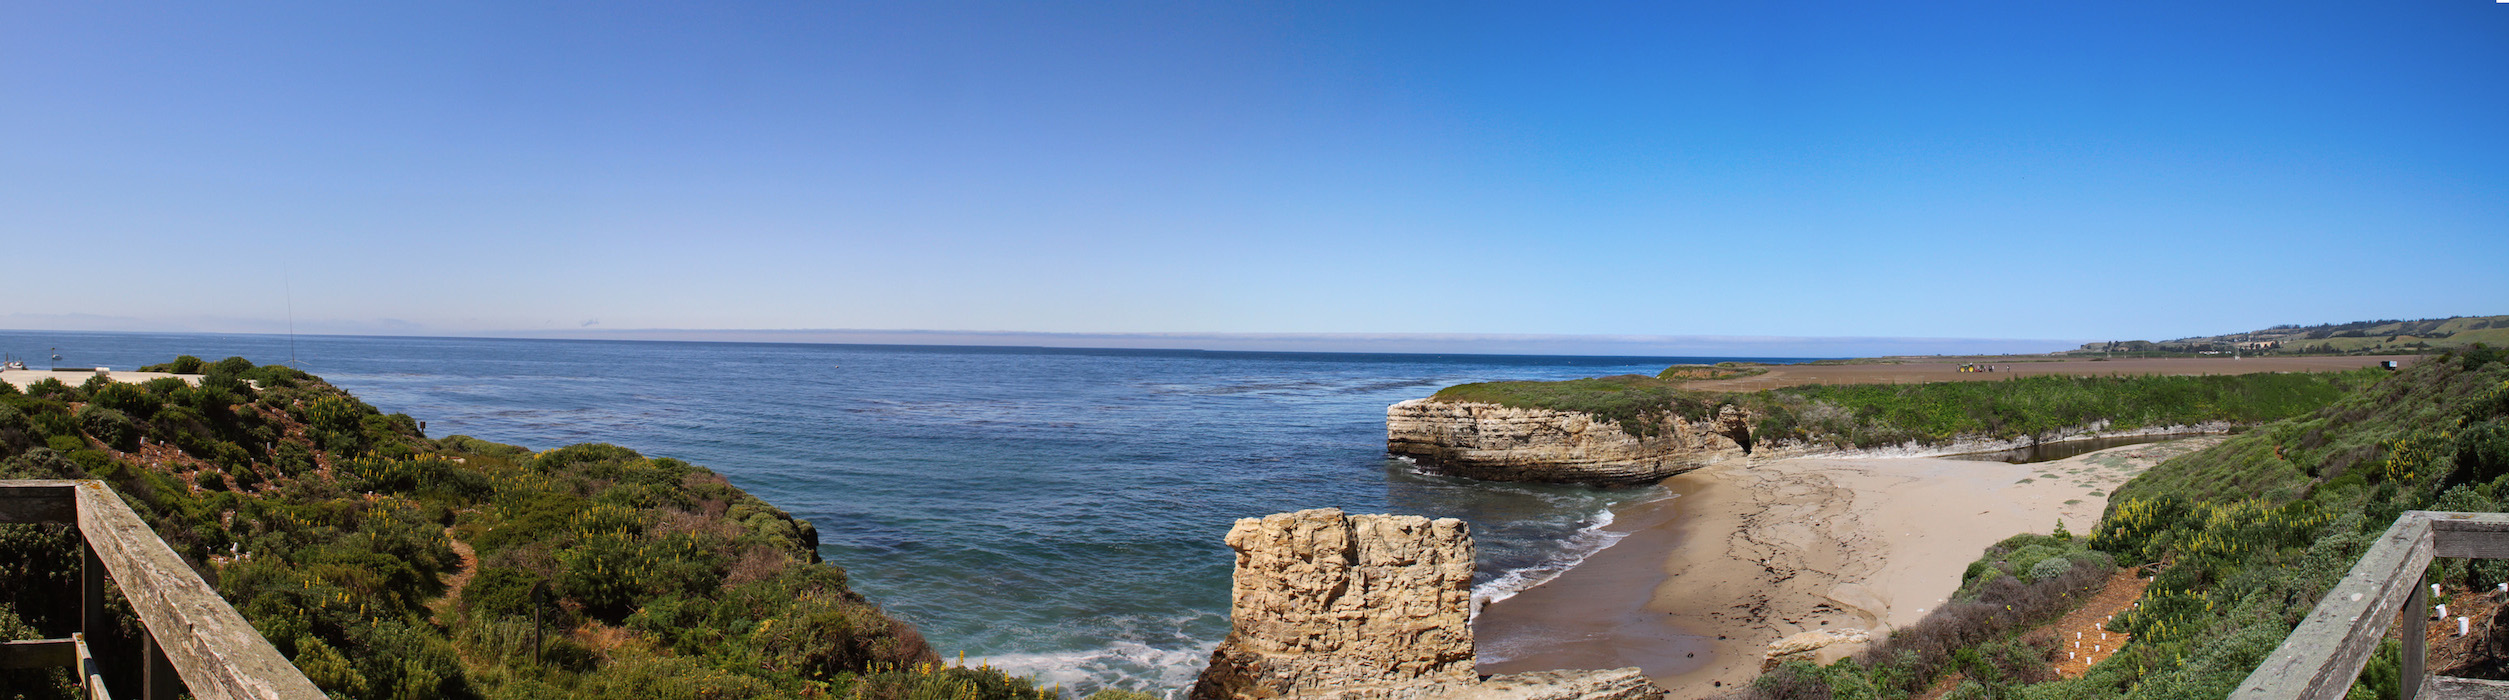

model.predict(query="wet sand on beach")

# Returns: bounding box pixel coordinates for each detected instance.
[1683,355,2415,392]
[1474,438,2221,698]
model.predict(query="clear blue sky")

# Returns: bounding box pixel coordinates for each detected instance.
[4,1,2503,351]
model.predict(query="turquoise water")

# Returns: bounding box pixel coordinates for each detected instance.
[2,331,1807,694]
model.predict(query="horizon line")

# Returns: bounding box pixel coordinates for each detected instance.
[0,322,2089,358]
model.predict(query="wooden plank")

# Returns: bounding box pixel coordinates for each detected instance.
[0,638,77,668]
[2409,582,2429,700]
[145,631,179,700]
[2427,675,2509,699]
[0,480,75,524]
[2429,512,2509,559]
[77,634,110,700]
[83,541,103,658]
[2237,512,2435,700]
[73,481,326,700]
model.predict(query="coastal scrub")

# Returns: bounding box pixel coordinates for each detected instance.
[0,356,1056,700]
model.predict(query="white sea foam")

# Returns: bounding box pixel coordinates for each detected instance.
[1468,492,1673,618]
[978,641,1214,700]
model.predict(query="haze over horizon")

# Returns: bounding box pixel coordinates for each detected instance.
[5,2,2504,352]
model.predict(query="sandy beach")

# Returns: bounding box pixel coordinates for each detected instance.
[1683,355,2415,392]
[1475,437,2223,698]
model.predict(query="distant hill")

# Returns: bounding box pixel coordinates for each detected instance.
[2072,314,2509,357]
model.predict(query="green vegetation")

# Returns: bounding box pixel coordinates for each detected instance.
[1749,345,2509,699]
[0,357,1060,700]
[1430,369,2376,448]
[1431,375,1736,437]
[1658,362,1772,381]
[1751,530,2114,699]
[1754,372,2379,449]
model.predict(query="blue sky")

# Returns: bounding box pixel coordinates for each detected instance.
[4,1,2503,354]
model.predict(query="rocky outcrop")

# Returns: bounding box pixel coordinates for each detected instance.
[1190,509,1661,700]
[1386,400,1750,485]
[1760,629,1871,671]
[1437,669,1662,700]
[1191,509,1476,699]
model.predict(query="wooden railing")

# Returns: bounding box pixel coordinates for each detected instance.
[0,479,323,700]
[2238,511,2509,700]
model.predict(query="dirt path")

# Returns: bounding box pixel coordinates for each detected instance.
[2031,568,2150,677]
[429,527,479,626]
[1911,568,2152,699]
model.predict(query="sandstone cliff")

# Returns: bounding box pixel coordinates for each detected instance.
[1385,400,1751,485]
[1191,509,1660,700]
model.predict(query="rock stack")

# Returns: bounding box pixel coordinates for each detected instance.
[1190,508,1660,700]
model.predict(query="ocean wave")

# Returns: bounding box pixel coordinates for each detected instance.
[1470,507,1623,616]
[977,640,1213,699]
[1468,488,1679,619]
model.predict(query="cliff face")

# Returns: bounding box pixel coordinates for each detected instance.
[1385,400,1750,485]
[1191,508,1660,700]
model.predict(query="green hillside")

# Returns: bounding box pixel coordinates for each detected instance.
[1753,345,2509,699]
[0,357,1071,700]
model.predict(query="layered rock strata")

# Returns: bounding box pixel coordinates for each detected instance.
[1190,509,1660,700]
[1385,399,1750,485]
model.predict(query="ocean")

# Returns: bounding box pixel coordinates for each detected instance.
[0,330,1808,695]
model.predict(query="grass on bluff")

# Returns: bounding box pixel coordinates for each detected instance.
[1657,362,1772,381]
[1755,371,2382,449]
[1432,367,2379,449]
[1430,375,1733,437]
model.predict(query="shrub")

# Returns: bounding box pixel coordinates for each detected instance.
[77,405,138,451]
[750,592,938,681]
[294,636,369,696]
[144,355,208,374]
[464,567,558,621]
[86,381,161,420]
[569,648,776,700]
[2027,556,2076,583]
[845,665,1058,700]
[213,356,256,375]
[25,378,76,401]
[537,443,645,472]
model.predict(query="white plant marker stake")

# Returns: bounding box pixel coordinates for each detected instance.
[2439,604,2450,620]
[2462,617,2473,637]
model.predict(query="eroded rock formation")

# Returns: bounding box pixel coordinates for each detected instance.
[1190,508,1660,700]
[1386,399,1750,485]
[1761,629,1871,671]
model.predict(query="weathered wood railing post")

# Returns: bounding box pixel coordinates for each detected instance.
[82,540,104,660]
[2239,511,2509,700]
[144,631,178,700]
[0,479,324,699]
[2403,577,2426,700]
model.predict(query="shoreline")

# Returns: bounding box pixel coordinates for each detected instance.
[1474,437,2222,697]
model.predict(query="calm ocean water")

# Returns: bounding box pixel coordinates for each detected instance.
[1,331,1806,694]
